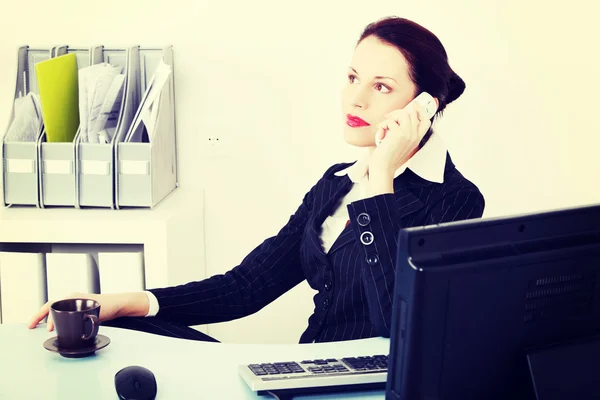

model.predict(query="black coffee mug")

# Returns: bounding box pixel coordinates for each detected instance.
[50,298,101,349]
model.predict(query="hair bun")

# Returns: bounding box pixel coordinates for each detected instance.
[446,72,466,104]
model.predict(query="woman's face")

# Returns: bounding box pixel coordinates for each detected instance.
[341,35,417,147]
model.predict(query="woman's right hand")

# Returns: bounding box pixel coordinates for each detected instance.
[27,292,149,332]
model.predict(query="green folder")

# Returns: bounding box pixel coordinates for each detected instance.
[35,53,80,142]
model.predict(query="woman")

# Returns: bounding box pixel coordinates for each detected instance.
[29,16,484,343]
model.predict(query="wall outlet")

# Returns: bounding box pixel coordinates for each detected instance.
[206,135,227,157]
[207,136,221,147]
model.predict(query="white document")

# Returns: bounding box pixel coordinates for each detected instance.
[98,252,144,293]
[141,60,171,141]
[87,65,123,143]
[0,252,47,324]
[126,59,171,143]
[90,73,125,143]
[97,127,117,144]
[5,92,43,142]
[78,63,124,143]
[78,68,90,142]
[46,253,100,301]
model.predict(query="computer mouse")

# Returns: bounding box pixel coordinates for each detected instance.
[114,365,158,400]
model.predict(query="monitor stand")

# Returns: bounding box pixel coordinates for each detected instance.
[527,335,600,400]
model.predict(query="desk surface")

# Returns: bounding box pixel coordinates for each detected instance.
[0,324,389,399]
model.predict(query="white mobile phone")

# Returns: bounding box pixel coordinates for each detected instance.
[375,92,437,146]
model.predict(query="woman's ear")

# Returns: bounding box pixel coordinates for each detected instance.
[433,97,440,110]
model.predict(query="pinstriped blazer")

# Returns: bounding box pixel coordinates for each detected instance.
[149,153,485,343]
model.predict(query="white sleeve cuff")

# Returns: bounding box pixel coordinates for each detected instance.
[143,290,160,317]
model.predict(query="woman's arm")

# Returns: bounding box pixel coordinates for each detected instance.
[145,177,323,327]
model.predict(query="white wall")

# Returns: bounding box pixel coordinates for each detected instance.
[1,0,599,343]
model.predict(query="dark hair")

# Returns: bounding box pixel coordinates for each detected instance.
[358,17,465,147]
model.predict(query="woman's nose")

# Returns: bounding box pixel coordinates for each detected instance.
[350,90,368,109]
[343,84,369,109]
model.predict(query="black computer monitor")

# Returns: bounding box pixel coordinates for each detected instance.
[386,203,600,400]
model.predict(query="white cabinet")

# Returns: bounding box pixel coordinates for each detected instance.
[0,252,46,324]
[0,189,206,329]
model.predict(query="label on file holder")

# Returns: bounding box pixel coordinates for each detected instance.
[81,160,110,175]
[44,160,72,175]
[6,159,35,174]
[120,160,149,175]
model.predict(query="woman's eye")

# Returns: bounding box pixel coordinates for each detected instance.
[348,74,357,83]
[375,83,391,93]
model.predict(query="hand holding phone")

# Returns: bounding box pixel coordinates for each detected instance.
[375,92,438,146]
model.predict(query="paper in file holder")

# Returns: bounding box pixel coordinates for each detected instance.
[115,46,178,209]
[2,46,50,207]
[2,45,178,209]
[75,45,129,208]
[38,45,91,208]
[79,46,178,209]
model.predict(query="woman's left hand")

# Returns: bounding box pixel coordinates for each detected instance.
[369,102,432,177]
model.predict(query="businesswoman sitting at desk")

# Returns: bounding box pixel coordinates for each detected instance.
[29,16,485,343]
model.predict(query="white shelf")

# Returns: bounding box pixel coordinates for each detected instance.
[0,188,206,290]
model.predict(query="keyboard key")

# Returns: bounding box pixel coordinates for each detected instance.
[314,359,328,365]
[341,358,363,369]
[340,356,389,371]
[252,370,267,376]
[326,358,337,362]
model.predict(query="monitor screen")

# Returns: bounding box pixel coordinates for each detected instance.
[386,204,600,400]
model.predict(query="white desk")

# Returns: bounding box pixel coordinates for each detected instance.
[0,324,389,399]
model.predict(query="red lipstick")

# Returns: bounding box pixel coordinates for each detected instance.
[346,114,370,128]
